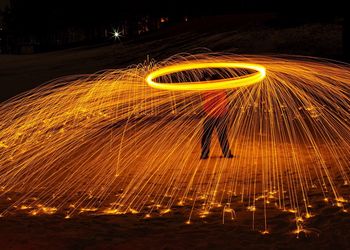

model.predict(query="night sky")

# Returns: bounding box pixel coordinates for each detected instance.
[0,0,348,57]
[0,0,345,21]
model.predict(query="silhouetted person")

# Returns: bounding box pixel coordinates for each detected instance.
[201,73,233,159]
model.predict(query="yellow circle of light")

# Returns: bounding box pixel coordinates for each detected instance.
[146,62,266,91]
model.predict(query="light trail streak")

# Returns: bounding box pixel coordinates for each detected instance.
[146,62,266,90]
[0,53,349,234]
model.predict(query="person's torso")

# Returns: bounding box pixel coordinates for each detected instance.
[202,91,228,117]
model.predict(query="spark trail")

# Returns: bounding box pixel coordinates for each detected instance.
[0,53,349,233]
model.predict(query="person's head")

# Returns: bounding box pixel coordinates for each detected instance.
[202,71,212,81]
[202,72,222,81]
[210,73,222,81]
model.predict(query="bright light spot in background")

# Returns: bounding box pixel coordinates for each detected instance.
[112,28,121,41]
[113,31,120,38]
[160,17,168,23]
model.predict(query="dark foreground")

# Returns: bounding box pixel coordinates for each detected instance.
[1,202,350,250]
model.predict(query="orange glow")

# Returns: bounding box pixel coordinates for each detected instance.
[0,53,349,234]
[160,208,171,214]
[146,62,266,91]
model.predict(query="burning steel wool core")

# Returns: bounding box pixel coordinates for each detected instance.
[0,53,349,234]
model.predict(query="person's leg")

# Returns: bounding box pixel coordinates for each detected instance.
[216,117,233,158]
[201,117,215,159]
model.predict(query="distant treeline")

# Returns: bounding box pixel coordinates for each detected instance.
[0,0,345,54]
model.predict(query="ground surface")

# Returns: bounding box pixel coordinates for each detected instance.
[0,203,350,249]
[0,14,348,250]
[0,134,349,249]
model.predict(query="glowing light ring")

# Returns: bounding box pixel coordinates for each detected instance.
[146,62,266,91]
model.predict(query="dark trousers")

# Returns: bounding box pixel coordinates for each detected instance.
[201,116,231,157]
